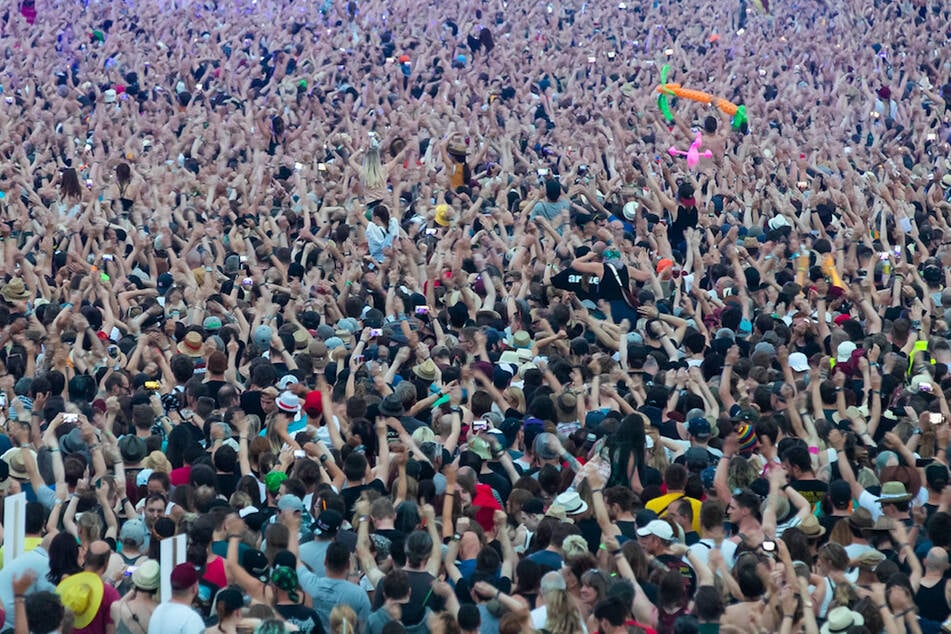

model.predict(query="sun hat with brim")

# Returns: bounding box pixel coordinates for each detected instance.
[1,447,34,480]
[1,278,30,302]
[798,514,826,540]
[118,435,148,463]
[511,330,532,349]
[177,331,204,356]
[378,393,405,418]
[544,504,573,523]
[847,508,874,531]
[820,607,864,634]
[434,204,452,227]
[467,437,492,460]
[413,359,438,382]
[57,572,105,629]
[852,549,886,571]
[878,481,913,504]
[554,491,588,516]
[637,519,675,541]
[276,391,300,414]
[132,559,161,591]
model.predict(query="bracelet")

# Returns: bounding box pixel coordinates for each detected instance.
[783,614,793,620]
[592,488,604,494]
[227,534,242,540]
[896,608,913,617]
[49,448,61,453]
[495,590,501,599]
[358,516,369,523]
[452,533,462,542]
[14,594,26,599]
[610,548,623,556]
[90,443,102,451]
[239,435,248,440]
[780,483,790,492]
[877,604,888,610]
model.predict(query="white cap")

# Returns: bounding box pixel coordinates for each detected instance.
[637,519,674,541]
[788,352,809,373]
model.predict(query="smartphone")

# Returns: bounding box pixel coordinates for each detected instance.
[63,413,79,423]
[425,228,438,235]
[108,345,119,358]
[587,55,596,64]
[123,565,139,577]
[293,450,306,458]
[927,133,937,141]
[241,277,253,286]
[294,162,303,171]
[144,381,161,391]
[317,163,327,171]
[415,306,429,315]
[537,168,549,176]
[664,48,674,56]
[930,413,943,424]
[369,328,382,338]
[920,383,933,392]
[0,393,6,409]
[353,354,364,363]
[761,540,776,552]
[103,254,113,262]
[239,255,248,264]
[472,419,488,433]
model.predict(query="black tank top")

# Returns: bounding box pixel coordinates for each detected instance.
[915,577,949,622]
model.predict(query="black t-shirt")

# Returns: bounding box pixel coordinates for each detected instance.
[479,470,512,502]
[617,520,638,541]
[789,479,829,511]
[455,575,512,604]
[340,479,387,517]
[203,379,230,407]
[551,267,602,302]
[275,604,325,634]
[372,569,444,625]
[216,472,240,499]
[240,389,264,419]
[577,517,601,554]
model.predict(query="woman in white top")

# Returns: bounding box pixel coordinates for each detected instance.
[363,204,400,263]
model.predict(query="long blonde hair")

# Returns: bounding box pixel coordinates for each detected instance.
[361,146,385,189]
[330,606,358,634]
[544,590,585,634]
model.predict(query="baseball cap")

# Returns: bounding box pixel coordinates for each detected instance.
[788,352,810,372]
[836,341,857,363]
[521,498,545,515]
[637,519,674,541]
[252,325,273,348]
[277,375,299,391]
[170,563,199,590]
[119,518,148,547]
[202,316,223,331]
[277,494,304,513]
[313,510,343,535]
[829,479,852,506]
[533,433,561,460]
[687,417,711,439]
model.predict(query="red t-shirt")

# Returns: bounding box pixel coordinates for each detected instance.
[169,465,192,487]
[74,583,120,634]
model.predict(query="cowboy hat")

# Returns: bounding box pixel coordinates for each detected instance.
[0,278,30,302]
[413,359,438,382]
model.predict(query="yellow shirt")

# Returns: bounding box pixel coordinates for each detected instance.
[0,535,43,567]
[645,493,703,533]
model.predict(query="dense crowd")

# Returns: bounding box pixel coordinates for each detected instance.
[1,0,951,632]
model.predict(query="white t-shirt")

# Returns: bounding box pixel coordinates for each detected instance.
[147,601,205,634]
[530,605,588,634]
[687,538,738,570]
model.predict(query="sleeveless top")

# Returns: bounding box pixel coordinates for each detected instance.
[915,577,950,622]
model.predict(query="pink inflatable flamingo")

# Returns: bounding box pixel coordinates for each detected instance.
[668,131,713,170]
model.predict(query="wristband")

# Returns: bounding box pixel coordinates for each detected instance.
[227,534,242,540]
[808,446,819,455]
